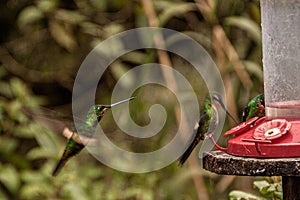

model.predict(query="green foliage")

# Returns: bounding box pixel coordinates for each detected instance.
[0,75,164,199]
[229,177,283,200]
[229,190,266,200]
[253,179,282,200]
[225,16,262,44]
[0,0,264,199]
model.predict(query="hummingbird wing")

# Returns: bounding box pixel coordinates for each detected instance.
[22,106,77,135]
[23,106,100,176]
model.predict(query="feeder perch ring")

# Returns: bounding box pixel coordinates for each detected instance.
[253,119,291,140]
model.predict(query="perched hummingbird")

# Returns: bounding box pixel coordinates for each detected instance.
[178,94,238,166]
[52,97,134,176]
[242,93,265,122]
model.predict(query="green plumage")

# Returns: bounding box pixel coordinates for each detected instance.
[52,97,134,176]
[242,93,265,122]
[178,96,218,166]
[52,105,107,176]
[52,138,84,176]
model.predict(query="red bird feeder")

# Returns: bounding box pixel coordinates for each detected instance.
[209,0,300,158]
[219,117,300,157]
[203,1,300,199]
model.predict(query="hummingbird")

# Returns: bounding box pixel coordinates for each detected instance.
[242,93,265,122]
[52,97,135,176]
[178,93,238,166]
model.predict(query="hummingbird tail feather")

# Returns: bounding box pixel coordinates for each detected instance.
[178,137,200,166]
[52,159,68,176]
[52,140,84,176]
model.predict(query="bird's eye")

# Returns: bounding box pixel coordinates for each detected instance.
[260,99,264,105]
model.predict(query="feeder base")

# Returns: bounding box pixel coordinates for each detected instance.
[203,151,300,200]
[203,150,300,176]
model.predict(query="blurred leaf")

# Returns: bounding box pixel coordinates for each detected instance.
[54,9,87,25]
[276,181,282,192]
[7,101,28,123]
[49,20,77,51]
[78,163,103,179]
[159,3,197,26]
[62,182,88,200]
[89,181,105,199]
[80,22,103,36]
[0,81,12,98]
[89,0,107,11]
[154,0,181,10]
[123,187,153,200]
[37,0,58,12]
[0,165,20,194]
[275,191,283,200]
[0,138,18,155]
[9,79,44,107]
[0,109,4,132]
[92,35,124,58]
[33,126,59,156]
[182,31,212,50]
[110,62,134,89]
[17,6,44,31]
[12,124,36,138]
[253,180,270,194]
[0,67,8,79]
[27,147,54,159]
[21,170,45,183]
[20,181,53,199]
[121,51,148,65]
[225,16,261,44]
[248,3,261,24]
[253,180,282,199]
[243,61,263,81]
[10,78,30,100]
[0,191,8,200]
[103,23,124,38]
[229,190,266,200]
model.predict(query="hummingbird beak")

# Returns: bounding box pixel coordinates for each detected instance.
[212,94,239,125]
[109,97,135,108]
[100,97,134,116]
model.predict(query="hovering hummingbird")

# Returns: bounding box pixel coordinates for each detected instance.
[178,93,238,166]
[52,97,135,176]
[242,93,265,122]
